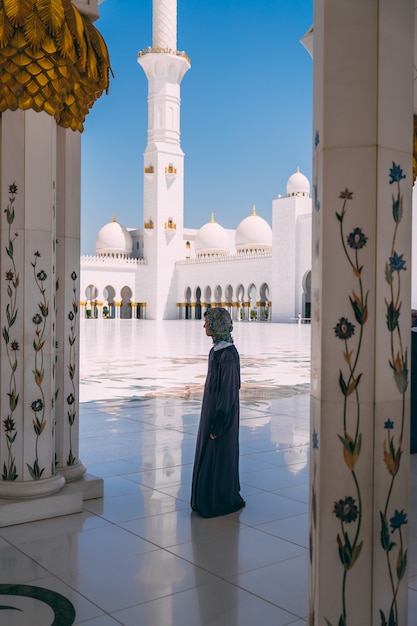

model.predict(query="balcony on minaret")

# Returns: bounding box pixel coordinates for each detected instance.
[165,163,177,175]
[144,164,155,181]
[164,218,176,230]
[138,47,190,65]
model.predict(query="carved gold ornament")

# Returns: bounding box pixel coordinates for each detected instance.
[0,0,111,131]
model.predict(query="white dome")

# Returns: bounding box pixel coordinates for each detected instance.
[96,217,133,257]
[235,207,272,253]
[286,168,310,197]
[194,215,230,257]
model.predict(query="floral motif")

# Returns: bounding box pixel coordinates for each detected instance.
[36,270,47,281]
[389,163,406,185]
[390,509,407,532]
[2,183,20,480]
[27,252,49,480]
[339,188,354,200]
[31,399,44,413]
[334,497,359,523]
[346,227,367,250]
[389,252,406,273]
[66,270,79,465]
[313,130,321,212]
[3,417,15,432]
[380,162,408,626]
[325,188,368,626]
[334,317,355,341]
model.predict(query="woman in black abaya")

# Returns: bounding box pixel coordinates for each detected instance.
[191,307,245,518]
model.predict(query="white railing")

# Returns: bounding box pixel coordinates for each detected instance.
[138,47,190,64]
[81,255,147,266]
[176,250,272,265]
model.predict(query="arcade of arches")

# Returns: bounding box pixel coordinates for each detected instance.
[81,273,312,322]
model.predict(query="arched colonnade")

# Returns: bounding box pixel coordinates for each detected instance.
[177,282,271,322]
[82,284,146,319]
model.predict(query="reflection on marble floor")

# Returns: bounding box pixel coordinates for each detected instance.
[0,320,416,625]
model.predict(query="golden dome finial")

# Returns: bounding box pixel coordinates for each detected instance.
[113,214,117,222]
[252,205,257,216]
[211,213,215,223]
[0,0,111,132]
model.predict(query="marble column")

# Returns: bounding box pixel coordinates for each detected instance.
[0,109,65,499]
[309,1,413,624]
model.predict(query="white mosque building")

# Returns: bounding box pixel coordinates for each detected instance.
[80,2,312,323]
[81,171,312,323]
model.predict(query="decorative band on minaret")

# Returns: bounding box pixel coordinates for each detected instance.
[153,0,177,49]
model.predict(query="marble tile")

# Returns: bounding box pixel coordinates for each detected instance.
[0,511,109,545]
[75,616,120,625]
[26,575,105,623]
[168,525,306,578]
[60,549,219,614]
[240,466,308,492]
[83,488,189,524]
[112,579,302,626]
[236,491,308,526]
[228,553,309,618]
[120,508,239,549]
[0,542,51,583]
[16,524,158,575]
[257,512,309,549]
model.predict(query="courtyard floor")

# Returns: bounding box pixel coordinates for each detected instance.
[0,319,416,625]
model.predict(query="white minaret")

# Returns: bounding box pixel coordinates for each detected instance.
[138,0,190,319]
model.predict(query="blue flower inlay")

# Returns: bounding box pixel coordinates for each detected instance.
[389,162,406,185]
[389,251,406,272]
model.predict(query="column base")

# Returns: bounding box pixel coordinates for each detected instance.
[66,472,103,501]
[0,474,103,526]
[0,473,65,499]
[0,484,83,527]
[58,460,87,483]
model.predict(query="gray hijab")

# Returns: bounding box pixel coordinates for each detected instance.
[204,307,233,344]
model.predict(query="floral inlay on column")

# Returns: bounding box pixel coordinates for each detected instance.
[379,163,408,626]
[309,428,318,625]
[2,183,19,481]
[27,252,49,480]
[313,131,320,213]
[67,271,78,466]
[328,188,369,626]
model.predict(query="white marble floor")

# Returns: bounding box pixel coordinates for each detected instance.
[0,319,416,625]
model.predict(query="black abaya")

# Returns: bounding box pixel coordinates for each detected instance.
[191,344,245,518]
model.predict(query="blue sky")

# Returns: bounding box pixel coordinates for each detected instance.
[81,0,313,255]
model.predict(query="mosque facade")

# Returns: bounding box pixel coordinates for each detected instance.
[81,171,312,323]
[80,3,312,323]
